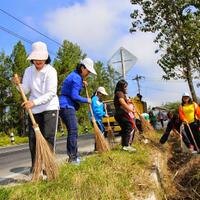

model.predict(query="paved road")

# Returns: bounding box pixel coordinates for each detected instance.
[0,134,95,185]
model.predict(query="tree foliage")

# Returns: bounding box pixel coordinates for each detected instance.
[130,0,200,102]
[54,40,85,94]
[0,52,13,133]
[0,39,115,135]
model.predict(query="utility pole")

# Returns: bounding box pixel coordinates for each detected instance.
[132,74,145,94]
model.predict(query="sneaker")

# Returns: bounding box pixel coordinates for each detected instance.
[70,158,81,165]
[189,145,194,153]
[122,146,136,152]
[191,150,198,154]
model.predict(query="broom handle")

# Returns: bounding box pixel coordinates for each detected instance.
[104,104,111,127]
[186,123,199,152]
[173,129,183,149]
[85,84,95,121]
[14,74,37,126]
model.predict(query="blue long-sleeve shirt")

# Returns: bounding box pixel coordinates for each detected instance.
[91,95,105,121]
[59,70,88,110]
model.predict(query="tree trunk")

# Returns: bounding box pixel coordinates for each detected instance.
[186,65,198,103]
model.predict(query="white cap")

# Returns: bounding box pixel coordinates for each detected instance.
[27,41,48,60]
[80,58,97,75]
[182,92,190,97]
[97,86,108,95]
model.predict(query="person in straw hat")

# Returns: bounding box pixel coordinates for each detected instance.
[59,57,97,164]
[13,41,59,173]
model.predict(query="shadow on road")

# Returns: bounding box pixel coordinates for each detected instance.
[0,177,28,186]
[10,167,30,175]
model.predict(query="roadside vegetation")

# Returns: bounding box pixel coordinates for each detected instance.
[0,129,199,200]
[0,134,159,200]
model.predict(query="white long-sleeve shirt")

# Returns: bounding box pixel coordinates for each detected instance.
[21,64,59,114]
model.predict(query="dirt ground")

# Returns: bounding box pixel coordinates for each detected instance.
[166,137,200,200]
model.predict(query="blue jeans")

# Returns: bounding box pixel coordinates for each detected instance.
[59,108,78,160]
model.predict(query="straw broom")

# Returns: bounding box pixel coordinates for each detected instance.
[104,103,115,145]
[14,74,58,181]
[85,85,110,153]
[132,102,154,132]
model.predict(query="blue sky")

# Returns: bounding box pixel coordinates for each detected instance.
[0,0,194,107]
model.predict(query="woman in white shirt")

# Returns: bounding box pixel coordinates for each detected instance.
[13,41,59,172]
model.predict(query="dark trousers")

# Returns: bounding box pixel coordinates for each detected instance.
[59,108,78,160]
[28,110,58,168]
[184,122,200,150]
[159,129,191,148]
[115,114,133,147]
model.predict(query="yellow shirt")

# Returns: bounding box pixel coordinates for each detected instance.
[182,104,195,123]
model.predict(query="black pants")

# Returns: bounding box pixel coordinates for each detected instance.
[28,110,58,168]
[115,114,133,147]
[184,122,200,150]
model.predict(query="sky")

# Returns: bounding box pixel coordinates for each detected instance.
[0,0,197,107]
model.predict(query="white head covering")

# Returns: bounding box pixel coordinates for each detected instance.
[80,58,97,75]
[96,86,108,95]
[182,92,190,97]
[27,41,48,60]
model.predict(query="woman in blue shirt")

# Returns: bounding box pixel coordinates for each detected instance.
[59,58,97,164]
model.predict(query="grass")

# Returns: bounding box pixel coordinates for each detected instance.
[0,131,67,147]
[0,133,28,147]
[0,140,156,200]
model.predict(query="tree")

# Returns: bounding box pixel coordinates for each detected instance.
[10,41,29,135]
[0,51,13,133]
[87,61,113,97]
[53,40,85,94]
[163,101,180,114]
[130,0,200,102]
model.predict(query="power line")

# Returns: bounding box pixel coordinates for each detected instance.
[0,8,62,47]
[0,25,57,57]
[0,25,33,44]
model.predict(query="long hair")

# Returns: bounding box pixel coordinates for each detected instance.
[114,79,128,94]
[181,96,193,106]
[76,63,86,74]
[30,56,51,64]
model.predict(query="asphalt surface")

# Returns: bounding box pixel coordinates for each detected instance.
[0,134,95,185]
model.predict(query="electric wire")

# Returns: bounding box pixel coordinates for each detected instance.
[0,8,62,47]
[0,25,57,57]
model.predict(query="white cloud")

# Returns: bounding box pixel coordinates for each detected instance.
[42,0,193,107]
[43,0,131,55]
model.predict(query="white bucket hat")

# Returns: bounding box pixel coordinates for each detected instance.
[97,86,108,95]
[80,58,97,75]
[27,41,48,60]
[182,92,190,97]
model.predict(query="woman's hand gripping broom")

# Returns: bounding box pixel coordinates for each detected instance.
[85,85,110,153]
[13,74,58,181]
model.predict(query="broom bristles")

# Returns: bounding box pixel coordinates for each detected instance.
[92,119,110,153]
[32,127,58,181]
[139,115,154,132]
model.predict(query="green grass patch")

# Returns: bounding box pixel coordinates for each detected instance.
[0,134,28,147]
[0,131,67,147]
[0,142,155,200]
